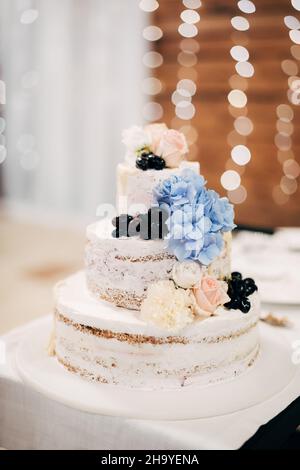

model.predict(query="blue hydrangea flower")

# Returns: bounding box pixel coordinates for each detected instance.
[153,169,236,265]
[153,169,206,208]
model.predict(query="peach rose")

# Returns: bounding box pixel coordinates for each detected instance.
[156,129,188,168]
[193,275,230,315]
[145,123,168,154]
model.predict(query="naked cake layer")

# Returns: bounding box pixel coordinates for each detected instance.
[54,272,260,390]
[85,220,232,310]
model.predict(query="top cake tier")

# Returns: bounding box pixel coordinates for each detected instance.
[117,161,199,215]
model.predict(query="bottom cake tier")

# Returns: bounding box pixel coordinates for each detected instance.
[53,272,260,390]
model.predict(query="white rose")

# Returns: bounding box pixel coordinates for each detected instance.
[172,261,202,289]
[156,129,188,168]
[122,125,151,153]
[145,123,168,154]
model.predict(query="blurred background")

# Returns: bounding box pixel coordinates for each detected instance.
[0,0,300,332]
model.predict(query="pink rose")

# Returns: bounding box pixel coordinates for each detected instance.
[156,129,188,168]
[145,123,168,154]
[193,275,230,315]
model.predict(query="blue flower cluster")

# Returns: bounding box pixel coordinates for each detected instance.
[153,169,236,265]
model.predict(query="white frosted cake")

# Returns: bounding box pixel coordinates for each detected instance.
[52,123,260,389]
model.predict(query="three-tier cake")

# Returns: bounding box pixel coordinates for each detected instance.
[52,123,260,389]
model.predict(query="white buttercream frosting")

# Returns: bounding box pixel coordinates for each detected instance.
[117,161,200,215]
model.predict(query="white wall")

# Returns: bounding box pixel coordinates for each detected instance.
[0,0,145,217]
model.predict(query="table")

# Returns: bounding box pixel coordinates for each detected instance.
[1,303,300,450]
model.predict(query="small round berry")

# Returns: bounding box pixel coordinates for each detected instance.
[231,271,242,280]
[231,278,245,295]
[225,297,241,310]
[245,284,257,296]
[240,298,251,313]
[136,157,149,171]
[152,156,166,170]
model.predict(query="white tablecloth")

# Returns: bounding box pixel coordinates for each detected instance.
[1,305,300,450]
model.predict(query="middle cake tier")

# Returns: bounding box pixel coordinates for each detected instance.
[85,220,232,310]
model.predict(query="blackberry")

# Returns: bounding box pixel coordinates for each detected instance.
[151,156,166,170]
[240,298,251,313]
[136,157,148,171]
[224,272,258,314]
[231,271,242,280]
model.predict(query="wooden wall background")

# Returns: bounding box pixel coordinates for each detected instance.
[151,0,300,227]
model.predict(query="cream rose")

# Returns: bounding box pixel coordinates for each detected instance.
[156,129,188,168]
[145,123,168,154]
[172,261,201,289]
[141,280,196,332]
[193,275,230,315]
[122,125,150,152]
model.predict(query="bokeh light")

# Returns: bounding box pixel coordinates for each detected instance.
[283,159,300,178]
[177,51,198,67]
[280,175,298,195]
[227,89,247,107]
[291,0,300,11]
[178,23,198,38]
[289,30,300,44]
[276,104,294,121]
[142,51,163,68]
[183,0,202,8]
[237,0,256,14]
[281,59,298,76]
[228,185,248,204]
[235,61,254,78]
[175,101,196,120]
[234,116,254,135]
[276,120,294,135]
[272,186,289,205]
[291,45,300,60]
[180,10,200,24]
[143,25,163,41]
[231,16,250,31]
[180,38,200,53]
[284,16,300,30]
[230,45,249,62]
[231,144,251,165]
[142,77,162,95]
[220,170,241,190]
[20,9,39,25]
[139,0,159,12]
[143,102,163,121]
[177,78,197,96]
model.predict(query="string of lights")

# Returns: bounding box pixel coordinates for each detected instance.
[273,0,300,205]
[139,0,164,122]
[220,0,256,205]
[170,0,201,160]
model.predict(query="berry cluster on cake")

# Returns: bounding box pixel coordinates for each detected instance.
[52,123,260,389]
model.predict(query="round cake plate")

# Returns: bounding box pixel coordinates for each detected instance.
[15,317,297,421]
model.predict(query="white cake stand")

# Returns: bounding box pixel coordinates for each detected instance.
[15,317,297,420]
